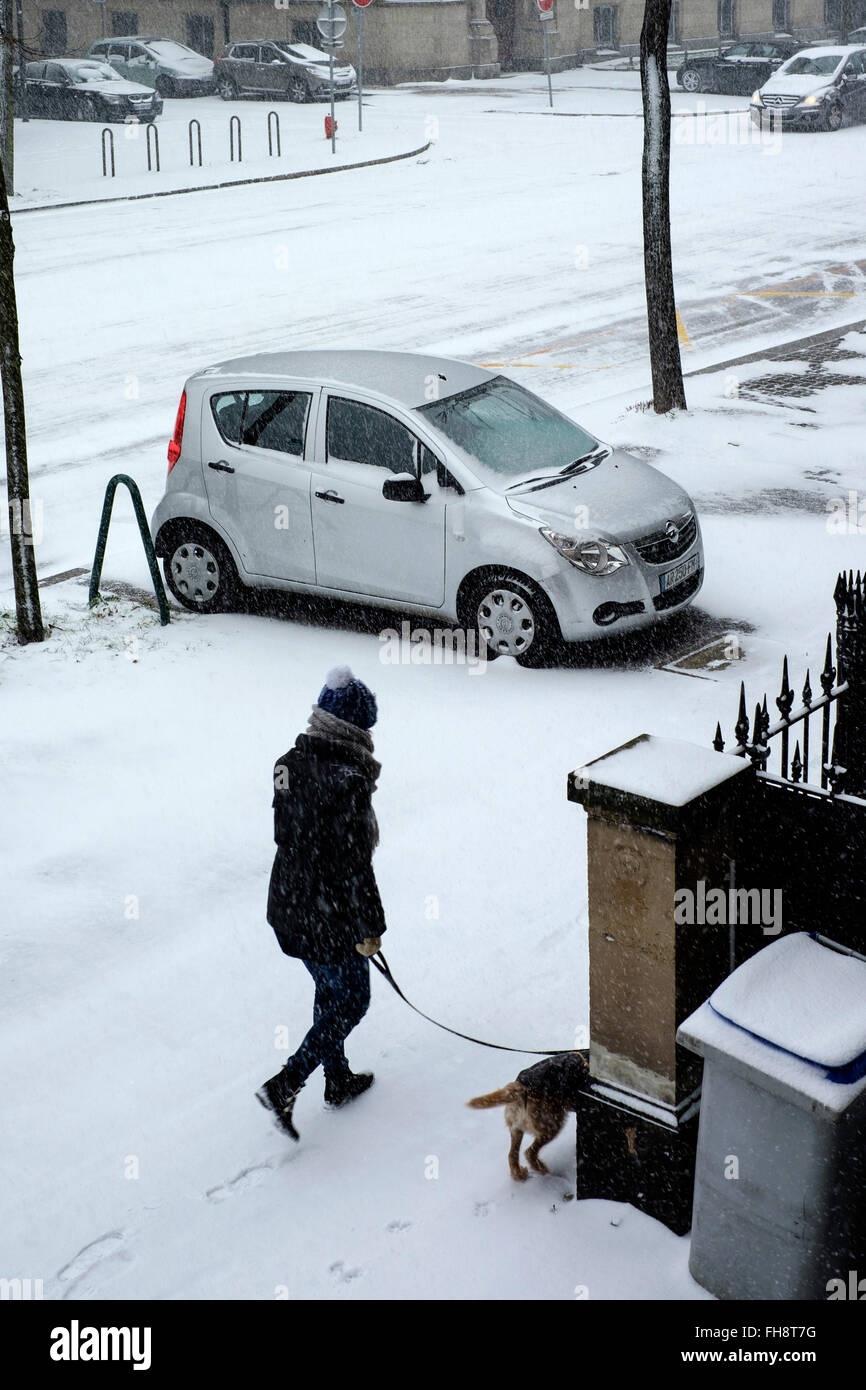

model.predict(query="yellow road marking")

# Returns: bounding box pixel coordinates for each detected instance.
[676,309,692,348]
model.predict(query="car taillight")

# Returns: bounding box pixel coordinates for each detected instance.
[167,390,186,471]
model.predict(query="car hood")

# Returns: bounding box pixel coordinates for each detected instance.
[505,450,694,544]
[78,77,156,95]
[163,56,214,74]
[760,72,838,95]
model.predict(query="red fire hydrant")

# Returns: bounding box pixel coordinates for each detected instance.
[324,115,338,139]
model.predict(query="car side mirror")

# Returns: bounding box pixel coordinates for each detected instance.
[382,473,428,503]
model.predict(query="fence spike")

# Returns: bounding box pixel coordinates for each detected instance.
[834,570,848,613]
[802,668,812,708]
[820,634,836,696]
[776,655,794,721]
[735,682,749,748]
[791,741,802,783]
[713,722,725,752]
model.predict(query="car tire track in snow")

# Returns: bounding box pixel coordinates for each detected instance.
[55,1229,132,1299]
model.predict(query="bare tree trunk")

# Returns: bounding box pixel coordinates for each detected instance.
[640,0,686,414]
[0,0,13,196]
[0,150,44,642]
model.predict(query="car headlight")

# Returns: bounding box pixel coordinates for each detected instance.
[540,528,630,575]
[802,90,828,106]
[752,89,763,104]
[102,94,123,103]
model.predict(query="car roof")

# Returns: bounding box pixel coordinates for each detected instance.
[198,351,495,408]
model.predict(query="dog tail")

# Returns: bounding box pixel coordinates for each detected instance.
[467,1082,524,1109]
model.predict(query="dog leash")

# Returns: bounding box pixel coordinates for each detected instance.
[370,951,578,1057]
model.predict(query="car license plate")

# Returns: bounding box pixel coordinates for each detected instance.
[659,552,699,593]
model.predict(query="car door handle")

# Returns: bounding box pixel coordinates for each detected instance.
[208,460,235,473]
[315,489,345,504]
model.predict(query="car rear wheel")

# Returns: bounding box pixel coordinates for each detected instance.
[679,67,704,93]
[823,103,844,131]
[289,75,308,103]
[217,74,238,101]
[162,525,241,614]
[461,573,562,668]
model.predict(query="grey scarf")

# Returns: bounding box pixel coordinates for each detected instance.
[305,706,381,847]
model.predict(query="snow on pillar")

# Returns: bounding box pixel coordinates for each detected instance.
[568,733,753,1233]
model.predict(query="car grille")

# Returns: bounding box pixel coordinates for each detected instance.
[761,93,800,107]
[633,512,697,566]
[653,568,703,611]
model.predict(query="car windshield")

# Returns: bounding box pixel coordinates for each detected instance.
[68,62,121,83]
[781,54,843,75]
[145,41,198,60]
[416,376,601,488]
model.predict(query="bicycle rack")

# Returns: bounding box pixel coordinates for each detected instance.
[229,114,242,162]
[89,474,171,627]
[188,118,203,167]
[267,110,281,158]
[145,122,160,173]
[100,127,115,178]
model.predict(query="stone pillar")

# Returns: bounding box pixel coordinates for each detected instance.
[568,733,753,1233]
[467,0,500,77]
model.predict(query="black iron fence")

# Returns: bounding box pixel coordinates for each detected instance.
[713,571,866,801]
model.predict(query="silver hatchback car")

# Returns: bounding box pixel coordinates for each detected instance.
[151,351,704,666]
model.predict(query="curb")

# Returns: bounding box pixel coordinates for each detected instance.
[11,139,432,215]
[684,317,866,377]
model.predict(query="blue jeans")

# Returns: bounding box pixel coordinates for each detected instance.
[284,953,371,1085]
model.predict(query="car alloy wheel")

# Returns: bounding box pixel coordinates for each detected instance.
[289,75,308,103]
[163,526,240,613]
[680,68,703,93]
[824,103,844,131]
[218,75,238,101]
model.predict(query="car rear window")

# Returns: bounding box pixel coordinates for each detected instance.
[211,391,311,456]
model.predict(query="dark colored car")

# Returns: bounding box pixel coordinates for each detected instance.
[677,39,802,94]
[15,58,163,122]
[215,40,356,102]
[751,45,866,132]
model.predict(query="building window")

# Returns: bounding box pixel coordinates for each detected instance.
[593,5,616,46]
[42,9,67,55]
[111,12,137,35]
[186,14,215,57]
[772,0,789,28]
[718,0,736,37]
[668,1,680,40]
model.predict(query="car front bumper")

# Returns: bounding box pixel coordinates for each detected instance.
[547,540,705,642]
[750,102,824,129]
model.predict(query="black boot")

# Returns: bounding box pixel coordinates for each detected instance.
[256,1069,304,1140]
[324,1070,374,1108]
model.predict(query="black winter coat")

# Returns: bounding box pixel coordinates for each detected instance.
[266,733,386,963]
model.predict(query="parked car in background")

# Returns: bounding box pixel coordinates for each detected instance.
[86,37,215,96]
[751,44,866,130]
[677,39,801,94]
[215,40,357,102]
[14,58,163,121]
[151,351,704,667]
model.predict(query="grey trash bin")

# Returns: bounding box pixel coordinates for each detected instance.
[677,931,866,1301]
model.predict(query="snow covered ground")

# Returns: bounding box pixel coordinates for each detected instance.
[2,67,865,1301]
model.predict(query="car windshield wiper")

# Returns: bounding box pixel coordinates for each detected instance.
[558,445,608,475]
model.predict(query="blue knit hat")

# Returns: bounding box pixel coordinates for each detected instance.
[317,666,378,730]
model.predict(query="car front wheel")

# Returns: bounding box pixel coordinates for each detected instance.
[155,76,173,98]
[288,75,308,103]
[462,573,562,668]
[77,96,98,121]
[823,103,844,131]
[162,525,241,613]
[679,67,704,93]
[217,75,238,101]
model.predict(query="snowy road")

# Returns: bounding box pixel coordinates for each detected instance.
[2,68,866,1302]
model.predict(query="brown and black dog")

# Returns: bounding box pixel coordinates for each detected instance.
[467,1052,589,1181]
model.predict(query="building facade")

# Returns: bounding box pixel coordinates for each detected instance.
[18,0,863,83]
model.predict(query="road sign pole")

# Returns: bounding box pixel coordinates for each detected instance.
[329,44,336,152]
[542,18,553,108]
[358,5,363,132]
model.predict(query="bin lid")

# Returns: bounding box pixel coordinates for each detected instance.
[708,933,866,1082]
